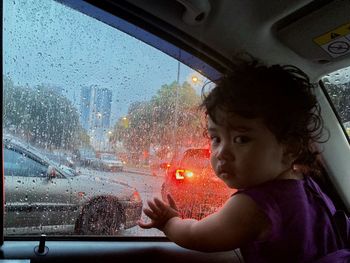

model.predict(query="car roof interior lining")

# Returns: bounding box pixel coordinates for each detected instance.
[276,0,350,78]
[119,0,350,82]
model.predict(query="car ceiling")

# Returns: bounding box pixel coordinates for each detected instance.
[116,0,350,81]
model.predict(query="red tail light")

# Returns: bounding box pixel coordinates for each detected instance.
[131,190,142,202]
[175,169,194,180]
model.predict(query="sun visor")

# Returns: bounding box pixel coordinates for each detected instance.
[276,0,350,64]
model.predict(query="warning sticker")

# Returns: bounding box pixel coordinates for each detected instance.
[313,23,350,58]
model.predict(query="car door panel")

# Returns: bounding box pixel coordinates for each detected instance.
[0,240,243,263]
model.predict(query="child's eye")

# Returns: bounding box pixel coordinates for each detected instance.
[233,136,250,144]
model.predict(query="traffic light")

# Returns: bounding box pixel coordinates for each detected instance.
[122,117,129,128]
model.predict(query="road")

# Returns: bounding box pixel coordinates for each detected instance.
[78,167,166,236]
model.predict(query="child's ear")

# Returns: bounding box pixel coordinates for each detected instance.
[282,144,298,165]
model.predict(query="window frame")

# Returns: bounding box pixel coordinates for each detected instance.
[313,80,350,213]
[1,0,228,243]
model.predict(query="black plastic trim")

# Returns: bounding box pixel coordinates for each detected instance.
[0,240,242,263]
[5,235,169,242]
[274,0,334,32]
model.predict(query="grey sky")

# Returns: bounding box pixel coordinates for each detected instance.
[4,0,206,125]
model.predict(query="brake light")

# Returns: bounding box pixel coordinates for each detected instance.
[175,169,194,180]
[131,190,142,202]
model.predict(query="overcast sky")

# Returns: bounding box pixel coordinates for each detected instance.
[4,0,208,125]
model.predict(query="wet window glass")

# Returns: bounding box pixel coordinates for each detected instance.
[180,149,210,169]
[3,0,232,237]
[322,66,350,138]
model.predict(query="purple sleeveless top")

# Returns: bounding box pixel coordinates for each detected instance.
[235,177,350,263]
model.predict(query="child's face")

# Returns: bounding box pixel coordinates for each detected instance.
[208,110,291,189]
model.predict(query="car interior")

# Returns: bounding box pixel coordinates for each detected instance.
[1,0,349,262]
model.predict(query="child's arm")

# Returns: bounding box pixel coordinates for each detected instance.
[138,194,269,252]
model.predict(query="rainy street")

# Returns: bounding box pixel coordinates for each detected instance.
[78,167,166,236]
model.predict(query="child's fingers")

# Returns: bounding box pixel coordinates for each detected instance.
[167,194,178,211]
[153,197,167,210]
[143,208,159,220]
[148,200,162,214]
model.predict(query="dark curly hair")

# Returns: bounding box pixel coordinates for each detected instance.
[201,58,325,171]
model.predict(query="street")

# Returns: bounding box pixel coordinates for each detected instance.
[78,167,165,236]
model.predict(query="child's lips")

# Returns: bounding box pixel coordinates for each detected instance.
[220,172,230,180]
[217,166,232,179]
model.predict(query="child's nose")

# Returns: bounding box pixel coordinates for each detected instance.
[216,143,234,160]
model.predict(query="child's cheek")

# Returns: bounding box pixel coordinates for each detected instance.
[210,153,217,170]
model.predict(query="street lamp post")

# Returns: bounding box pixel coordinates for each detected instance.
[96,112,103,151]
[107,130,112,151]
[172,55,181,155]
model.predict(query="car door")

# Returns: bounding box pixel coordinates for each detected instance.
[4,145,73,235]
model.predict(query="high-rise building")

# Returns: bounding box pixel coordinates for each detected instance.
[80,86,112,149]
[94,88,112,131]
[80,86,92,131]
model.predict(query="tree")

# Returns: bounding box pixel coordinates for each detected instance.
[3,78,89,150]
[150,81,203,149]
[110,81,206,163]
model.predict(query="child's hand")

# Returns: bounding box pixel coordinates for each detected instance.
[138,194,179,230]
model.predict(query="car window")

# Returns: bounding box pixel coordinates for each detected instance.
[4,148,48,178]
[3,0,224,237]
[322,65,350,138]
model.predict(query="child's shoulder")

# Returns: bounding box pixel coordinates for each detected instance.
[237,178,305,198]
[235,178,309,224]
[234,177,332,227]
[232,178,316,240]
